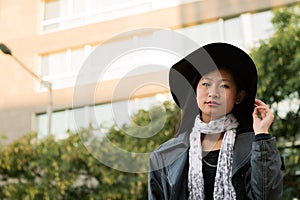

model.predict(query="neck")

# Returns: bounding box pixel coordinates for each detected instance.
[201,114,225,124]
[201,132,224,151]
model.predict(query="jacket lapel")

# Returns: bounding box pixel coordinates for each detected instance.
[232,132,254,176]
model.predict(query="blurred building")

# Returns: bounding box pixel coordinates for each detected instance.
[0,0,298,142]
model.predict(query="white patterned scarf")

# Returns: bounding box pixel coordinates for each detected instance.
[188,113,239,200]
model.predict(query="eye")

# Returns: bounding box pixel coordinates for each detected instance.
[202,82,210,87]
[220,84,230,89]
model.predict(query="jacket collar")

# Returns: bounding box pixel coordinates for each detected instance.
[232,132,254,175]
[155,132,190,169]
[157,131,254,176]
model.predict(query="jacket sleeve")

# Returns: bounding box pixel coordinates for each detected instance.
[148,152,168,200]
[249,137,283,200]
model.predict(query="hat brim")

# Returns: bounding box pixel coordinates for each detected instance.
[169,42,257,109]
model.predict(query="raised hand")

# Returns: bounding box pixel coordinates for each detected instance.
[252,99,274,134]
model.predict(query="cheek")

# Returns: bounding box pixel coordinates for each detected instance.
[196,88,206,100]
[196,89,205,107]
[225,92,237,108]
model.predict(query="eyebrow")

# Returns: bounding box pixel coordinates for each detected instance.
[201,77,232,82]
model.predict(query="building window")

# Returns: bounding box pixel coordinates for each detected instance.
[223,17,244,46]
[39,10,274,90]
[44,0,60,20]
[177,21,221,46]
[177,10,274,50]
[251,10,274,43]
[41,0,200,33]
[39,30,179,89]
[39,45,92,90]
[37,94,171,139]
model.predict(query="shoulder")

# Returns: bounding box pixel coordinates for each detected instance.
[235,132,255,145]
[232,132,255,174]
[234,131,255,155]
[155,132,189,152]
[234,131,255,152]
[150,132,189,170]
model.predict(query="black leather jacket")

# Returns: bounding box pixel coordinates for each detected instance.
[148,132,283,200]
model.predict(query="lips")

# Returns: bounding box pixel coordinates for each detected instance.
[205,101,221,106]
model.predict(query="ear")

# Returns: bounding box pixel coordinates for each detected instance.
[236,90,246,104]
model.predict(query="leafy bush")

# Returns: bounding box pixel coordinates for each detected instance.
[250,3,300,199]
[0,102,180,199]
[1,3,300,199]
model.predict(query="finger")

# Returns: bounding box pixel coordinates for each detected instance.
[262,107,271,119]
[256,106,274,121]
[255,99,268,107]
[254,107,270,120]
[254,98,261,106]
[260,108,267,118]
[254,99,268,106]
[252,108,257,118]
[264,108,275,121]
[252,107,262,119]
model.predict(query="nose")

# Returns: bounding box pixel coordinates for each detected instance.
[208,86,220,98]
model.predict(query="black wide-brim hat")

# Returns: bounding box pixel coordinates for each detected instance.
[169,42,258,131]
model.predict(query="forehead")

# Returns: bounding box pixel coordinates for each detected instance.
[200,69,234,81]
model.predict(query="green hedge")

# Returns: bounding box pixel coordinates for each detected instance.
[0,102,180,200]
[1,4,300,198]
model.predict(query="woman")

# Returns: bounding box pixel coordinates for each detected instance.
[148,42,283,200]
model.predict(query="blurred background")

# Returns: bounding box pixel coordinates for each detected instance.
[0,0,299,199]
[1,0,297,141]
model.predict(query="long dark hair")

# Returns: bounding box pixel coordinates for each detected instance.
[175,67,255,136]
[170,43,257,135]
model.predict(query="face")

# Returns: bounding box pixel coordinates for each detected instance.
[196,69,244,123]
